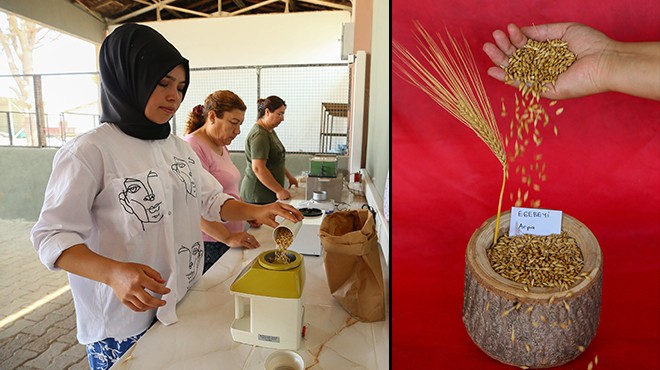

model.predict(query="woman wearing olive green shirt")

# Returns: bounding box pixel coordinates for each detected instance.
[240,96,299,204]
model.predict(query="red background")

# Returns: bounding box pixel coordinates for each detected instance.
[392,0,660,369]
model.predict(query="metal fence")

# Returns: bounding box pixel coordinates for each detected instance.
[0,63,350,154]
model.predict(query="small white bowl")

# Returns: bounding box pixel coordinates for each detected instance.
[264,350,304,370]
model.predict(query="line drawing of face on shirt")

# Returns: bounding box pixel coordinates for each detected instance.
[178,242,202,285]
[171,156,197,200]
[118,170,163,231]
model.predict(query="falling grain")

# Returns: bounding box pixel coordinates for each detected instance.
[503,40,573,208]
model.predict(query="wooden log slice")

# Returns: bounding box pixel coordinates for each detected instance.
[463,211,603,368]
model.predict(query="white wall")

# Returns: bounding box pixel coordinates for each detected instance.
[138,11,350,67]
[364,0,390,264]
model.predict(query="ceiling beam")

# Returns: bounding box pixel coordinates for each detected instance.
[71,0,106,23]
[297,0,351,11]
[162,5,212,18]
[109,0,178,24]
[229,0,279,16]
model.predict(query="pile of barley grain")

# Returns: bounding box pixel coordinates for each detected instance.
[504,39,576,100]
[488,232,584,291]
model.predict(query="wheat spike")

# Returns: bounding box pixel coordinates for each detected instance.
[393,21,508,243]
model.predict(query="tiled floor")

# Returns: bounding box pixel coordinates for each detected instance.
[0,220,88,370]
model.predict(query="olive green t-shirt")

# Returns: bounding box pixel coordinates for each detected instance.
[240,124,286,203]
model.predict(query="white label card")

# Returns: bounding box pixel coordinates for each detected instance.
[509,207,563,236]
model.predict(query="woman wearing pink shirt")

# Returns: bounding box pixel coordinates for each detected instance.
[184,90,260,272]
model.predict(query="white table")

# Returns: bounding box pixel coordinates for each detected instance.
[111,189,389,369]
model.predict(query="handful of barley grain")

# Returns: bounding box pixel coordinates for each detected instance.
[504,39,576,100]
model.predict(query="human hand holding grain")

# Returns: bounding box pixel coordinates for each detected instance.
[484,23,660,101]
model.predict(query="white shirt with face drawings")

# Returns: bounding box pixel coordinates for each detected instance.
[31,123,234,344]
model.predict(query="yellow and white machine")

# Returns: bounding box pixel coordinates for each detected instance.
[230,250,305,350]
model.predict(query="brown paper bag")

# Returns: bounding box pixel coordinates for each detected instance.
[319,209,385,322]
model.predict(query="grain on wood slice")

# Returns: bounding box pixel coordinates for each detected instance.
[487,232,584,290]
[464,211,603,369]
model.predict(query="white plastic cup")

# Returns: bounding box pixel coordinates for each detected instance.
[272,218,302,247]
[264,350,304,370]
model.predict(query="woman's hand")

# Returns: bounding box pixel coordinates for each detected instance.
[276,188,291,200]
[483,23,613,99]
[226,231,260,249]
[247,220,262,228]
[54,244,170,313]
[287,175,299,189]
[220,200,303,228]
[253,202,303,228]
[106,262,171,312]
